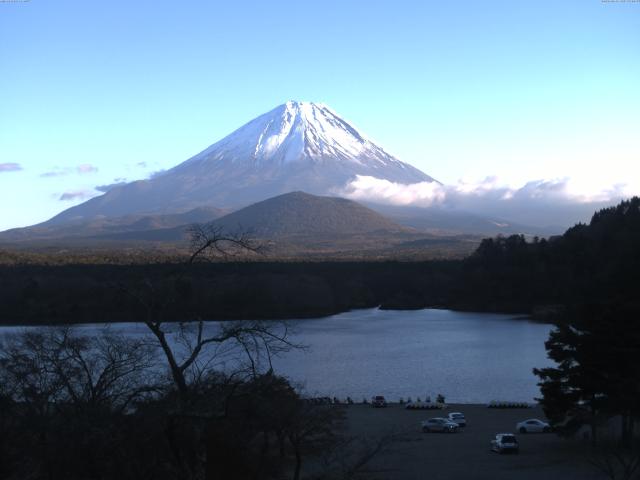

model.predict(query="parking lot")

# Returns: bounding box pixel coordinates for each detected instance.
[344,404,603,480]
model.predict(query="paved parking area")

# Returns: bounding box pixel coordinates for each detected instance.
[343,404,603,480]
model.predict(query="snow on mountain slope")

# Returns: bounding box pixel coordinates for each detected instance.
[44,101,437,225]
[176,101,425,172]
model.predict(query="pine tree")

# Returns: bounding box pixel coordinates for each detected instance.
[534,303,640,446]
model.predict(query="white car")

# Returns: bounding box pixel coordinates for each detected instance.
[421,417,459,433]
[516,418,551,433]
[448,412,466,427]
[491,433,519,454]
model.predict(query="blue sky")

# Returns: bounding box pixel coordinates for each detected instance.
[1,0,639,231]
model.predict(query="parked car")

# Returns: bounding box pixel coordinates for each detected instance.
[371,395,387,407]
[421,417,459,433]
[516,418,551,433]
[490,433,519,454]
[448,412,466,427]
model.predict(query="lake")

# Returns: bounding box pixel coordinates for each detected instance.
[0,308,554,403]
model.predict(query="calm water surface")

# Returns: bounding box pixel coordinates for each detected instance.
[0,308,554,403]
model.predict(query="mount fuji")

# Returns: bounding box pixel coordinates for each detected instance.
[46,101,437,225]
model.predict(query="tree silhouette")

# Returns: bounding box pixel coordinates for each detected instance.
[534,303,640,446]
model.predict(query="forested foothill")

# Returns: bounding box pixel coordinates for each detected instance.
[2,198,640,325]
[460,197,640,314]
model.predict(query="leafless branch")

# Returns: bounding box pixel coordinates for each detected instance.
[187,223,264,264]
[590,444,640,480]
[315,433,398,480]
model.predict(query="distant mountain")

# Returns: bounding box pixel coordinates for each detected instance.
[211,191,408,237]
[3,100,563,245]
[43,101,436,226]
[62,192,477,259]
[0,206,225,242]
[0,192,408,244]
[364,203,561,236]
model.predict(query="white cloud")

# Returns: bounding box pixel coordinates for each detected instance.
[95,180,127,192]
[340,176,446,206]
[59,190,98,201]
[77,163,98,174]
[41,167,72,177]
[41,164,101,177]
[337,175,640,228]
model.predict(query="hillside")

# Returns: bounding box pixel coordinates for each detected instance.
[211,191,409,237]
[0,206,225,243]
[365,202,559,236]
[0,192,482,259]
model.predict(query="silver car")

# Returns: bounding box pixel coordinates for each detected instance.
[516,418,551,433]
[491,433,519,454]
[448,412,466,427]
[421,417,459,433]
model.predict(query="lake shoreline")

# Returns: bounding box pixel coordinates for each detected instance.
[1,308,554,403]
[0,305,540,328]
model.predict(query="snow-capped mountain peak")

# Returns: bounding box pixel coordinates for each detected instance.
[177,100,418,172]
[44,101,437,223]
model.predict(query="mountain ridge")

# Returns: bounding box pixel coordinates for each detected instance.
[43,101,436,226]
[211,191,409,237]
[0,206,226,242]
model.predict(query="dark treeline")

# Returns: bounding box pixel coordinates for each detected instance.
[0,261,461,325]
[461,197,640,313]
[2,198,640,325]
[529,199,640,456]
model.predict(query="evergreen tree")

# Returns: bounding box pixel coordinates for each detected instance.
[534,303,640,446]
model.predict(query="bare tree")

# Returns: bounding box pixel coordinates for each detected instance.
[119,224,298,402]
[186,223,263,263]
[0,327,157,413]
[314,434,397,480]
[590,443,640,480]
[145,316,299,400]
[0,327,159,480]
[286,403,342,480]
